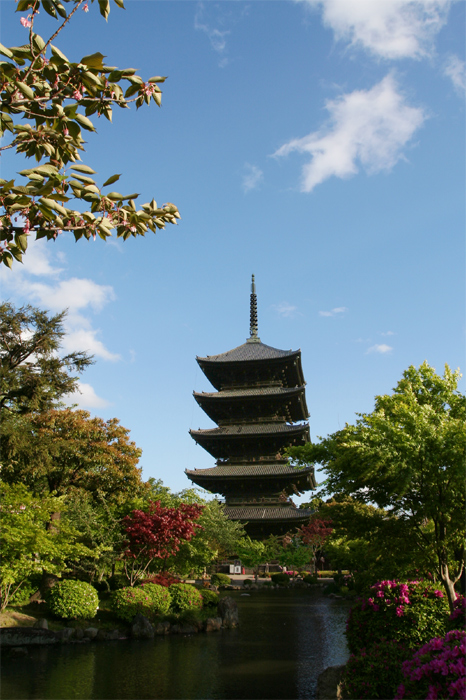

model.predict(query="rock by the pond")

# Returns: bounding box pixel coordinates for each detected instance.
[0,627,58,646]
[170,624,180,634]
[95,629,109,641]
[218,596,239,628]
[74,628,84,640]
[154,621,170,635]
[179,624,198,635]
[9,646,29,656]
[84,627,99,640]
[130,614,154,639]
[316,665,346,700]
[56,627,75,642]
[106,629,121,641]
[204,617,222,633]
[33,618,48,630]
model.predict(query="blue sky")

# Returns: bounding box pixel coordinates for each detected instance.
[1,0,464,502]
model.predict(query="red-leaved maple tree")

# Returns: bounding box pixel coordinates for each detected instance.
[298,517,333,573]
[122,501,204,586]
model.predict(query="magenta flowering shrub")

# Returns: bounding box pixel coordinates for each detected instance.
[341,640,410,699]
[346,580,449,654]
[168,583,203,613]
[447,595,466,632]
[395,630,465,699]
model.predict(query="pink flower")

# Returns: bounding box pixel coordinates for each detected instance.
[82,3,89,10]
[396,606,404,617]
[63,127,69,136]
[73,89,82,100]
[20,16,32,28]
[434,590,444,598]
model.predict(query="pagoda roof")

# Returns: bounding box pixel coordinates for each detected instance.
[224,506,312,522]
[186,463,314,477]
[194,386,304,399]
[193,386,309,423]
[197,341,299,363]
[190,422,309,438]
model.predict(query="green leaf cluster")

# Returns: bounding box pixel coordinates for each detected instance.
[1,0,179,267]
[46,579,99,619]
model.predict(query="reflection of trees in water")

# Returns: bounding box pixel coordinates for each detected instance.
[3,592,350,700]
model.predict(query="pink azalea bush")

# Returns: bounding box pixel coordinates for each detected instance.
[447,595,466,632]
[346,580,449,654]
[341,640,410,700]
[395,630,465,699]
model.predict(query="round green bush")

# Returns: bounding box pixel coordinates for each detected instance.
[342,640,410,700]
[242,578,254,587]
[271,572,290,585]
[303,574,318,584]
[210,573,232,587]
[201,589,219,608]
[111,584,171,622]
[46,580,99,620]
[169,583,203,612]
[346,580,449,654]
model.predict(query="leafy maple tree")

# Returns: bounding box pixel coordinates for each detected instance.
[298,516,333,573]
[122,500,204,585]
[0,0,180,268]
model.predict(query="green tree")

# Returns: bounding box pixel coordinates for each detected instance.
[0,302,93,414]
[0,0,180,268]
[1,407,145,503]
[0,480,95,610]
[236,536,279,582]
[288,362,465,611]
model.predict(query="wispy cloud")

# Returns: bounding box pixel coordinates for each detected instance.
[273,75,425,192]
[242,163,264,193]
[273,302,300,318]
[194,3,230,67]
[319,306,348,317]
[300,0,451,60]
[381,330,395,336]
[64,382,110,410]
[443,54,466,94]
[367,343,393,354]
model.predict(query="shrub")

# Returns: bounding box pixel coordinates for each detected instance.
[46,580,99,620]
[342,640,410,700]
[201,589,219,608]
[395,630,466,700]
[139,574,181,588]
[243,579,254,587]
[447,595,466,632]
[271,573,290,585]
[10,575,41,605]
[111,584,171,622]
[210,573,232,587]
[346,580,450,655]
[303,574,318,584]
[169,583,203,612]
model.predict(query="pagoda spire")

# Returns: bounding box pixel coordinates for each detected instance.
[248,274,260,342]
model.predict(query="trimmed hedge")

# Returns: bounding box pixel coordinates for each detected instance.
[210,573,232,587]
[271,573,290,585]
[111,584,171,622]
[46,580,99,620]
[169,583,203,612]
[200,589,219,608]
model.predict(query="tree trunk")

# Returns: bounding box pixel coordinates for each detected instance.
[439,561,461,613]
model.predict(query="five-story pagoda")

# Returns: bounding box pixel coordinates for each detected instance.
[186,276,316,538]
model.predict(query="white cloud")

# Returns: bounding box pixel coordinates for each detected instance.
[25,277,115,315]
[301,0,451,60]
[242,164,264,193]
[319,306,348,317]
[274,75,425,192]
[367,343,393,354]
[61,329,120,362]
[273,302,299,318]
[381,330,395,336]
[64,382,111,409]
[195,3,230,65]
[443,54,466,94]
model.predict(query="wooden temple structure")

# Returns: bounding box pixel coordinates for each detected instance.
[186,276,316,538]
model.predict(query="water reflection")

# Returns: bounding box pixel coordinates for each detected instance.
[2,589,350,699]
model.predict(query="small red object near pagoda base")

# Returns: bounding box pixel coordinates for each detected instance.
[186,275,316,539]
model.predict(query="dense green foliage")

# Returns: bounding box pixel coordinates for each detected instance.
[200,589,219,608]
[0,0,179,268]
[168,583,203,613]
[271,573,290,585]
[342,640,409,700]
[210,573,232,587]
[111,585,171,622]
[288,363,465,610]
[346,580,449,654]
[46,579,98,619]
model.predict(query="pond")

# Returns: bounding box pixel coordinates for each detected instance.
[2,589,351,700]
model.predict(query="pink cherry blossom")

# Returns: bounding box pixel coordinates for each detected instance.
[20,16,32,28]
[73,89,82,100]
[82,3,89,11]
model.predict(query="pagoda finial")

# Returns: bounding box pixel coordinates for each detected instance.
[248,274,260,342]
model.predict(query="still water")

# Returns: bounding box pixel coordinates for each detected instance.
[2,589,350,700]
